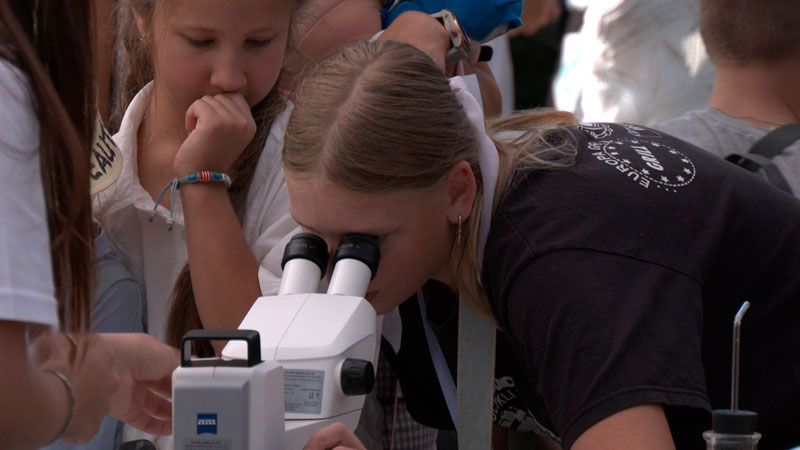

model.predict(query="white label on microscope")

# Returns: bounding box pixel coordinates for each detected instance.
[184,438,231,450]
[284,369,324,414]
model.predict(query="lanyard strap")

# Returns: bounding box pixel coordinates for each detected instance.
[457,295,496,450]
[418,289,496,450]
[449,75,500,449]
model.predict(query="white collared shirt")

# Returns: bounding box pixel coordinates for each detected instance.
[93,83,299,341]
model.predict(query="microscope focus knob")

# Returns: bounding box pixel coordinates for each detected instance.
[340,358,375,396]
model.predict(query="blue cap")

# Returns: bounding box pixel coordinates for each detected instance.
[383,0,523,43]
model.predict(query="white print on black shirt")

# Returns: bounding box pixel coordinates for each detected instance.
[579,123,614,139]
[579,122,664,140]
[620,123,664,139]
[588,138,697,192]
[493,376,560,442]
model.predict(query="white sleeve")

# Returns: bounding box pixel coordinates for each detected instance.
[0,59,59,328]
[242,102,301,296]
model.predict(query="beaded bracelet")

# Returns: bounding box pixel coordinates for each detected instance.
[149,171,232,231]
[179,171,232,186]
[43,368,75,444]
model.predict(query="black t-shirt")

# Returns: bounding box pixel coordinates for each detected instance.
[381,123,800,450]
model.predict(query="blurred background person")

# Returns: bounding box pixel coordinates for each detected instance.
[656,0,799,197]
[553,0,715,125]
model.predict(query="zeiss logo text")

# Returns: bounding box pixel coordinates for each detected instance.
[197,414,217,435]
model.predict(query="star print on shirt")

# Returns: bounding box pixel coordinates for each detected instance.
[586,129,697,192]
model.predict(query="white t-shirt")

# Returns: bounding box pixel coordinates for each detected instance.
[554,0,716,126]
[0,58,58,328]
[93,83,299,341]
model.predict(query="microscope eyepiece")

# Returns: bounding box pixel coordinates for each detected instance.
[279,233,330,295]
[332,234,380,280]
[326,234,381,298]
[281,233,329,276]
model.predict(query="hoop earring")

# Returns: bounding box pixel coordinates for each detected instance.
[456,215,463,246]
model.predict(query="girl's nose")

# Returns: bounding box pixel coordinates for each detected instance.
[210,55,246,93]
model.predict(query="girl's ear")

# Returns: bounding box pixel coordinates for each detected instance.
[445,160,477,224]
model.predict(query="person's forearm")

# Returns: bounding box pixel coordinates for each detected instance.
[180,183,263,353]
[470,61,502,118]
[572,404,676,450]
[0,371,72,450]
[0,323,73,450]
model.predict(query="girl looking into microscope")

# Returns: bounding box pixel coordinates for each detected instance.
[284,34,800,450]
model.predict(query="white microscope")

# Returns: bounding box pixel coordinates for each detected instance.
[171,233,381,450]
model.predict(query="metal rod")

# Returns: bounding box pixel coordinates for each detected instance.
[732,301,750,410]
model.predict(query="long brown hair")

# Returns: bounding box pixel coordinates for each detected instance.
[0,0,95,331]
[284,40,577,318]
[113,0,303,353]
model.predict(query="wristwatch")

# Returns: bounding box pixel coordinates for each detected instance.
[431,9,471,68]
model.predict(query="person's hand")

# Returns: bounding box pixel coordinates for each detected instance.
[304,423,367,450]
[381,11,483,76]
[508,0,561,39]
[380,11,451,73]
[173,93,256,176]
[102,333,180,436]
[35,333,180,442]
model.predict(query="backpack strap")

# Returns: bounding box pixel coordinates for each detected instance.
[749,124,800,159]
[725,124,799,195]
